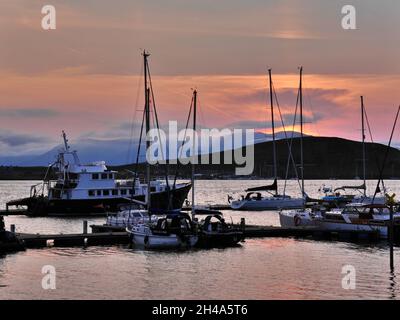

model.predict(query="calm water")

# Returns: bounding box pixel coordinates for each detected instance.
[0,179,400,299]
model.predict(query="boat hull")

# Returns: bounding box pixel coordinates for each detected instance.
[231,197,304,210]
[7,183,191,216]
[196,231,243,248]
[128,229,198,249]
[279,210,389,239]
[279,210,316,227]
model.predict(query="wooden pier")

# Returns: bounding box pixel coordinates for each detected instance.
[0,209,29,216]
[181,204,231,211]
[16,232,130,248]
[0,203,232,217]
[243,225,380,241]
[91,224,382,242]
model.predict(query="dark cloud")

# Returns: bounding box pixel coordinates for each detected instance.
[0,108,60,118]
[225,87,349,128]
[0,130,50,147]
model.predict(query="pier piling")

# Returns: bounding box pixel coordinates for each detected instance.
[83,220,88,234]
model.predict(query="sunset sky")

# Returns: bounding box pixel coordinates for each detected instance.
[1,0,400,156]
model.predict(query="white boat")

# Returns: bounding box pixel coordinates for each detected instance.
[279,203,400,239]
[127,51,198,250]
[230,69,304,211]
[127,213,198,249]
[6,131,191,216]
[230,191,305,210]
[317,97,387,207]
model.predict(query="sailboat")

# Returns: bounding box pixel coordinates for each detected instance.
[126,51,198,249]
[279,67,316,226]
[317,96,385,206]
[184,90,244,247]
[230,69,305,210]
[280,96,400,237]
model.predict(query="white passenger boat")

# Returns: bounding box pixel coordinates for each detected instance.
[6,131,191,216]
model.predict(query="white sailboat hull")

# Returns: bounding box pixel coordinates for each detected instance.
[231,197,304,210]
[127,225,198,249]
[279,210,389,238]
[279,210,316,227]
[314,220,388,238]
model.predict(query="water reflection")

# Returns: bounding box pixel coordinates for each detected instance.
[2,180,400,299]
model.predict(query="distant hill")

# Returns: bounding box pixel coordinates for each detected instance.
[0,131,304,166]
[3,136,398,180]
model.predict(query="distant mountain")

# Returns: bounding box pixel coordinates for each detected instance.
[0,131,305,166]
[1,136,400,180]
[115,136,400,180]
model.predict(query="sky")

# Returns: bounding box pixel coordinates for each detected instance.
[1,0,400,157]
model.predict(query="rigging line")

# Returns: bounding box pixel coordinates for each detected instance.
[197,95,207,131]
[173,95,194,189]
[372,106,400,202]
[131,107,146,197]
[127,61,144,164]
[363,104,387,191]
[146,60,170,188]
[272,82,301,194]
[282,85,301,195]
[363,106,374,143]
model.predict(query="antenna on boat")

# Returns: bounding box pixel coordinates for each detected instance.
[268,69,278,196]
[361,96,366,197]
[191,89,197,220]
[62,130,70,152]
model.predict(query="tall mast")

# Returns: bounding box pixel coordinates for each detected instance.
[299,67,304,197]
[143,50,151,212]
[191,90,197,220]
[268,69,278,195]
[361,96,366,196]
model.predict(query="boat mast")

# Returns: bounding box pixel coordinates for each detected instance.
[191,90,197,220]
[268,69,278,196]
[361,96,366,196]
[143,50,151,212]
[299,67,304,198]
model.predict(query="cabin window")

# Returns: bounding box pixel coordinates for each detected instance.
[92,174,99,180]
[109,173,114,179]
[88,190,95,196]
[112,189,118,196]
[96,190,102,196]
[103,190,110,196]
[150,187,156,192]
[101,173,108,179]
[121,189,127,195]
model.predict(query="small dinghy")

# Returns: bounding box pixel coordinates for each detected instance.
[195,211,244,248]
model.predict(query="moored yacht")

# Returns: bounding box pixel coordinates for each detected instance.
[279,202,400,239]
[6,131,191,216]
[230,69,304,211]
[126,51,198,250]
